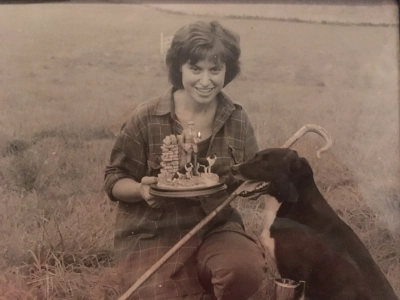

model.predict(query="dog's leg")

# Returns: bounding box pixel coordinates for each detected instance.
[260,195,281,260]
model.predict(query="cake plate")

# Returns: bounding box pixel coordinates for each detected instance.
[149,181,227,198]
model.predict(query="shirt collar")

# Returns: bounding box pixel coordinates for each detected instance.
[153,88,175,116]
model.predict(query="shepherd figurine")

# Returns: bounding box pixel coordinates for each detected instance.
[177,121,201,175]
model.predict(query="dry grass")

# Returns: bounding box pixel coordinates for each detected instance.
[0,3,399,299]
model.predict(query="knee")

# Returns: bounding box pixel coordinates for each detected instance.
[211,259,266,300]
[196,229,268,299]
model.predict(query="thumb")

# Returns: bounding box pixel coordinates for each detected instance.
[141,176,158,185]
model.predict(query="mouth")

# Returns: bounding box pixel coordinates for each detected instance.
[195,87,215,95]
[238,181,271,198]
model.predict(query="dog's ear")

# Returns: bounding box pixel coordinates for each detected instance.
[274,177,298,203]
[283,150,301,172]
[284,150,313,179]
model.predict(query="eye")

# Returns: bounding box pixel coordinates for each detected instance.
[190,66,201,74]
[210,68,222,75]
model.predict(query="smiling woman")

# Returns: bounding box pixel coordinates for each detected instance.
[104,20,266,300]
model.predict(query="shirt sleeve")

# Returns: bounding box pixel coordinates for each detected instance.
[224,108,259,194]
[104,106,149,201]
[242,110,259,161]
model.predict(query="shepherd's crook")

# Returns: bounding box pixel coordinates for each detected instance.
[282,124,332,158]
[118,124,332,300]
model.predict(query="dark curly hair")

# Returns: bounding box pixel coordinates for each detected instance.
[166,21,241,89]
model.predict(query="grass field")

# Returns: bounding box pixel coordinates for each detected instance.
[149,3,398,26]
[0,3,399,299]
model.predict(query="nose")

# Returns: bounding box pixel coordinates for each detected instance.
[231,165,240,175]
[199,71,211,86]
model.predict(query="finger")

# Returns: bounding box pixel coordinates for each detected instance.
[147,199,157,207]
[142,186,155,202]
[141,186,162,205]
[141,176,158,185]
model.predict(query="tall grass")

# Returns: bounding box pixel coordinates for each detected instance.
[0,3,399,299]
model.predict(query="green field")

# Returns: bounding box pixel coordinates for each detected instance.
[0,3,399,299]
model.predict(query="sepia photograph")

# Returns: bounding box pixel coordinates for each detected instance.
[0,0,399,299]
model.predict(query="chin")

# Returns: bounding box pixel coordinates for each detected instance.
[195,96,215,104]
[195,91,220,103]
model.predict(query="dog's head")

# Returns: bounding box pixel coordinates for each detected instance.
[231,148,313,203]
[185,162,193,171]
[208,153,217,160]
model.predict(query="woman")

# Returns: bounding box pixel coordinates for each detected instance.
[104,20,267,300]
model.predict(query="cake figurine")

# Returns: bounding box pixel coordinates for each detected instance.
[178,121,200,175]
[197,154,217,174]
[158,134,180,180]
[157,122,219,189]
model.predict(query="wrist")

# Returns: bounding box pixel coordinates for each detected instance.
[112,178,142,203]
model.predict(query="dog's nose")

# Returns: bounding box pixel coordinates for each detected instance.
[231,165,239,175]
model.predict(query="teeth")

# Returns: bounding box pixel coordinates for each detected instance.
[255,182,268,190]
[240,182,269,197]
[197,88,213,92]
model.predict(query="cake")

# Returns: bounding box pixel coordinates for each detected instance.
[157,133,220,190]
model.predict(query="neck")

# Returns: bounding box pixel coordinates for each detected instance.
[174,89,218,116]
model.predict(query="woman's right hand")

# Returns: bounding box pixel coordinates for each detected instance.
[140,176,163,208]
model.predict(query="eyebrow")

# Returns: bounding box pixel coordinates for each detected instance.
[189,63,224,69]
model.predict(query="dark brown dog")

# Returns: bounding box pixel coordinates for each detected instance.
[231,148,397,300]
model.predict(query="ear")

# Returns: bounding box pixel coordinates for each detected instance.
[293,157,313,178]
[283,150,301,172]
[274,177,298,203]
[284,151,314,182]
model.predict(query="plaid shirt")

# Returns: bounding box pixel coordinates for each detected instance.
[104,88,259,299]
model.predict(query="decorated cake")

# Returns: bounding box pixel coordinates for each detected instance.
[156,122,220,190]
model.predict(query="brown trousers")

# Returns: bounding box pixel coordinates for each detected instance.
[195,225,267,300]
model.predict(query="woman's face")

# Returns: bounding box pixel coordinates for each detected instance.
[180,59,226,105]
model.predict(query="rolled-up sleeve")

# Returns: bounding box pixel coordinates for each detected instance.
[104,106,149,201]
